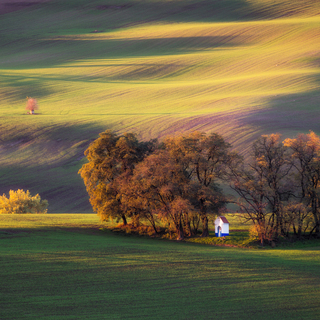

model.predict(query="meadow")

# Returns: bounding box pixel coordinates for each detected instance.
[0,0,319,212]
[1,2,320,318]
[1,214,320,319]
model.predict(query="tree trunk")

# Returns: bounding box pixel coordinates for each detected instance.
[132,214,140,227]
[201,215,209,237]
[311,198,320,236]
[183,213,193,237]
[315,223,320,237]
[199,199,209,237]
[152,225,159,234]
[297,225,302,238]
[293,223,297,236]
[176,219,184,241]
[315,211,320,236]
[149,217,158,234]
[192,215,200,235]
[122,214,127,226]
[310,208,320,237]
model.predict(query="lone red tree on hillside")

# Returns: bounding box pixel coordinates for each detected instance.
[26,97,38,114]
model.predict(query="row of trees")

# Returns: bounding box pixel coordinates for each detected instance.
[79,130,232,240]
[79,130,320,244]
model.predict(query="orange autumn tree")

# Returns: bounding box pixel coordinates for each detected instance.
[125,131,231,239]
[164,131,231,237]
[80,130,231,239]
[79,130,155,225]
[124,150,192,240]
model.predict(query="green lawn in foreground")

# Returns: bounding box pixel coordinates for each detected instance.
[1,214,320,319]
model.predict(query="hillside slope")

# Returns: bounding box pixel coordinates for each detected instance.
[0,0,319,212]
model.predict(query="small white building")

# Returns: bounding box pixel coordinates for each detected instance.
[214,216,229,237]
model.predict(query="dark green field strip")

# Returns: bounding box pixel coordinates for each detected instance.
[1,229,319,319]
[1,0,319,68]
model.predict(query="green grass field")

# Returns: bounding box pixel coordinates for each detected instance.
[0,214,320,319]
[0,0,320,212]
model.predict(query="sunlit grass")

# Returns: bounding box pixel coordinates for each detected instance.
[0,1,320,211]
[0,213,101,229]
[1,17,319,123]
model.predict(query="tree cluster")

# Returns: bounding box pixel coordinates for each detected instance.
[80,130,320,244]
[79,130,233,240]
[229,131,320,245]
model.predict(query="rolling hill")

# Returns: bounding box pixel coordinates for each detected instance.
[0,0,319,212]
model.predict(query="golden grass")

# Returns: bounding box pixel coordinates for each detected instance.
[2,16,319,148]
[2,19,319,110]
[0,213,102,229]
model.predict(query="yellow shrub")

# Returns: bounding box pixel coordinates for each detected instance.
[0,189,48,214]
[249,225,260,240]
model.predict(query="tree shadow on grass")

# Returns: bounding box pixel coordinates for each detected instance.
[235,74,320,145]
[153,0,255,23]
[0,121,111,213]
[0,33,250,70]
[0,0,257,70]
[0,74,57,102]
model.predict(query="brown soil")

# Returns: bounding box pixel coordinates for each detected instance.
[0,0,52,15]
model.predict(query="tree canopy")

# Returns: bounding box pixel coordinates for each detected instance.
[79,130,155,225]
[80,130,231,239]
[229,132,320,244]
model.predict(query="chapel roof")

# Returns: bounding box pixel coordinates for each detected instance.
[219,216,229,224]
